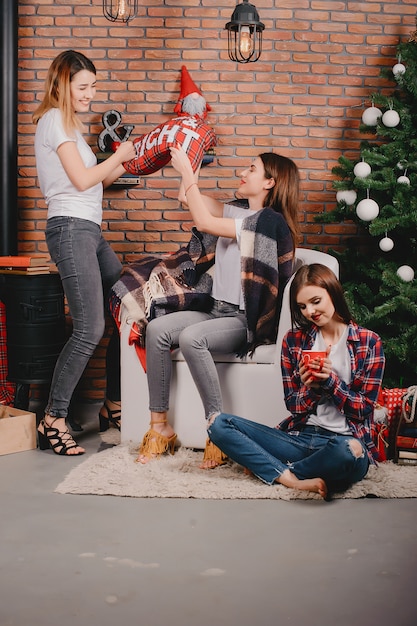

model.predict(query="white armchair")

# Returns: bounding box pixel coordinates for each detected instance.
[120,248,339,448]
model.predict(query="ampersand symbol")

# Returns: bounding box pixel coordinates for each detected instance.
[98,110,134,152]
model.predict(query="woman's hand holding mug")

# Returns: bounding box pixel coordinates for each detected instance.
[300,347,331,385]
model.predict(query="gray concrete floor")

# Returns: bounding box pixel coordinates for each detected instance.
[0,404,416,626]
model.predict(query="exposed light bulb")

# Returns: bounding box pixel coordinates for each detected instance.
[239,26,253,55]
[117,0,128,19]
[103,0,137,23]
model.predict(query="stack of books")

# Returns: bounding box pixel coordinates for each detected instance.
[0,255,54,275]
[396,427,417,466]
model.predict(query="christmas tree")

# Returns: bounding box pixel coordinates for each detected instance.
[317,26,417,387]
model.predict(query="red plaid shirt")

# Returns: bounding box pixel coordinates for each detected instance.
[0,301,16,405]
[279,322,385,463]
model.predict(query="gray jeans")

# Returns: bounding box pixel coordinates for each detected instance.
[146,300,247,419]
[45,216,122,418]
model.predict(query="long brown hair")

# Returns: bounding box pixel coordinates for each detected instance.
[32,50,96,134]
[260,152,301,251]
[290,263,353,330]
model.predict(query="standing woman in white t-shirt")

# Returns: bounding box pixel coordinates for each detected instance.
[32,50,135,456]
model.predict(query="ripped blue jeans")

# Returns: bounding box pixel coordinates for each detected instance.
[208,415,370,492]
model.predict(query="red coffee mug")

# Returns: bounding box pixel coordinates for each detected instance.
[302,350,327,379]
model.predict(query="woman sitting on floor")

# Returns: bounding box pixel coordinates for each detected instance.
[208,263,385,498]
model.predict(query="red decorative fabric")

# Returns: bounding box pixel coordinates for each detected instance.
[0,301,16,405]
[382,387,407,432]
[123,115,216,176]
[373,424,389,461]
[371,387,408,459]
[128,322,147,373]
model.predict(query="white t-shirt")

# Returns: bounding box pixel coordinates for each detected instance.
[307,326,351,434]
[212,203,256,309]
[35,108,103,225]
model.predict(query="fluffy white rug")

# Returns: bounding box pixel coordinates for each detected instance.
[55,441,417,500]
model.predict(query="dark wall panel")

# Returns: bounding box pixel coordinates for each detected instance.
[0,0,18,255]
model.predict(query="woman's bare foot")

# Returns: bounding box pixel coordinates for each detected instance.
[42,415,85,455]
[200,458,220,470]
[277,469,328,499]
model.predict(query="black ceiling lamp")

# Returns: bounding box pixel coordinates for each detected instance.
[225,0,265,63]
[103,0,138,23]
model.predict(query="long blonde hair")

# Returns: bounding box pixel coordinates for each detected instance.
[32,50,96,134]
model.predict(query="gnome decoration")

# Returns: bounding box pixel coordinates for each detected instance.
[174,65,212,119]
[123,66,216,176]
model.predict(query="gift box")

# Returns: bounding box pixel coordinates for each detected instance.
[381,387,409,458]
[0,404,37,455]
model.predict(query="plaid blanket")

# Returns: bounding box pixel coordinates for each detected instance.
[109,229,217,348]
[110,207,294,356]
[240,207,293,354]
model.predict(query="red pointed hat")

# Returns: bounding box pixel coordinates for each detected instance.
[174,65,211,114]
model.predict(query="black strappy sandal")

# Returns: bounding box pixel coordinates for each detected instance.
[37,418,85,456]
[98,401,121,432]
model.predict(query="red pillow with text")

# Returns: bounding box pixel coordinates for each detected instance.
[123,115,216,176]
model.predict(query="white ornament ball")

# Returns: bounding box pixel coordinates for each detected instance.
[379,237,394,252]
[382,110,400,127]
[397,161,405,170]
[353,162,371,178]
[392,63,406,76]
[336,189,357,205]
[397,175,410,185]
[397,265,414,282]
[356,198,379,221]
[361,106,382,126]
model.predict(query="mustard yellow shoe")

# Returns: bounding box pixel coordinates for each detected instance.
[135,420,177,463]
[200,438,227,470]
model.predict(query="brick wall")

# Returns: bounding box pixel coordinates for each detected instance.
[16,0,416,403]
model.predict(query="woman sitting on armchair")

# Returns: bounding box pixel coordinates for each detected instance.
[136,146,301,468]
